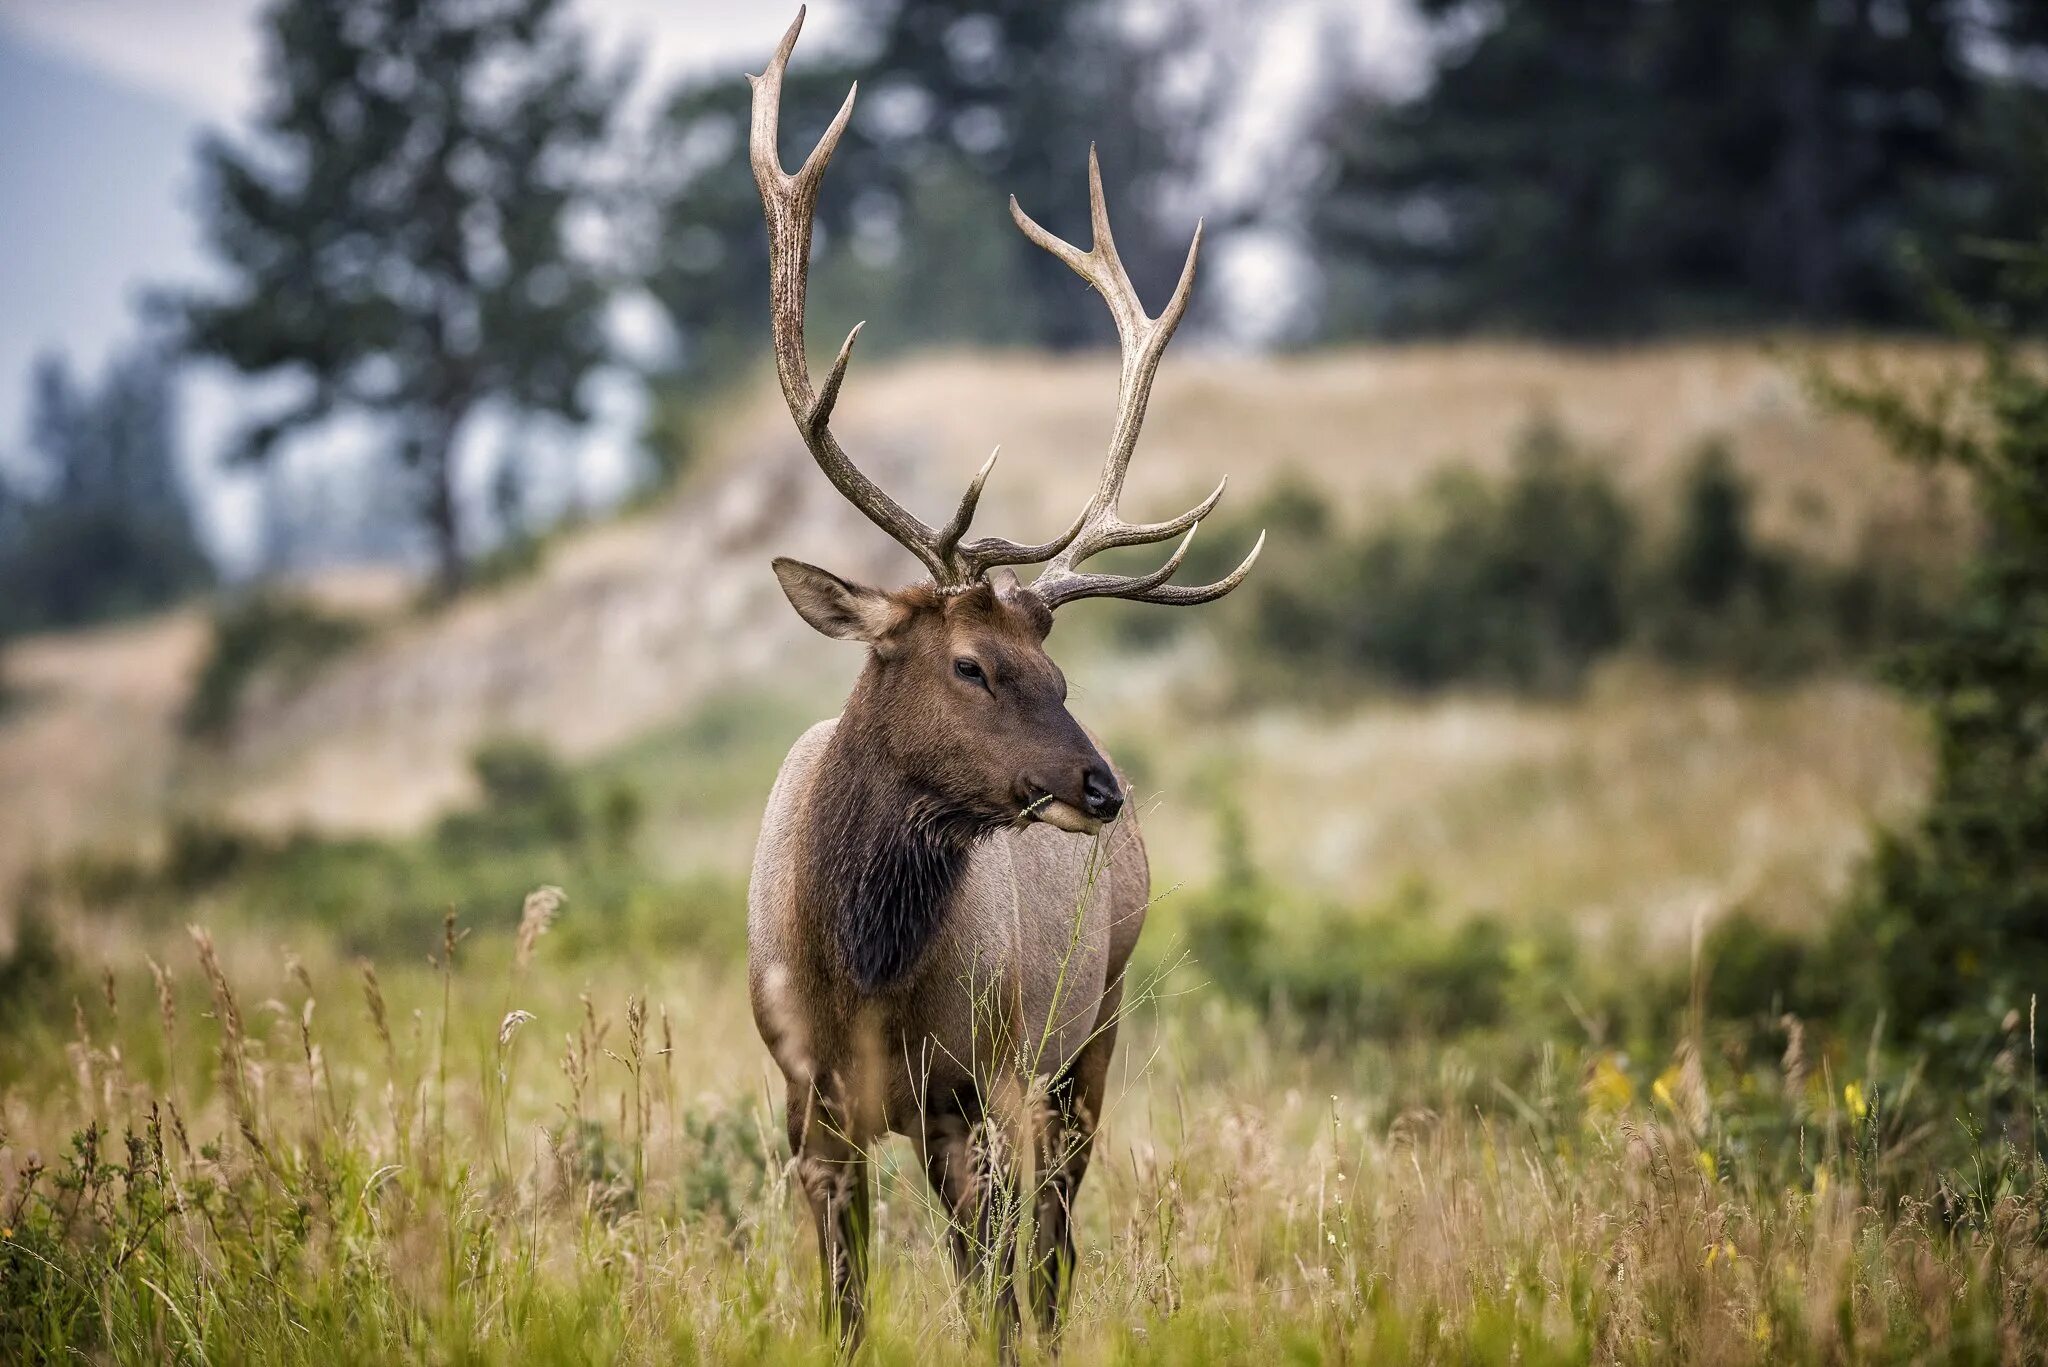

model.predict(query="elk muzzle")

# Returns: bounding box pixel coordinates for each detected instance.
[1028,761,1123,834]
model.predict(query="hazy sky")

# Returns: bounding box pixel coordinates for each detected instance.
[0,0,1416,568]
[0,1,871,564]
[1,0,857,121]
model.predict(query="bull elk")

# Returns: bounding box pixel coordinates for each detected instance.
[744,7,1261,1350]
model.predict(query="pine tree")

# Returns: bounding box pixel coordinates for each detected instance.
[173,0,622,595]
[1309,0,2047,338]
[647,0,1216,403]
[0,347,213,635]
[1818,242,2048,1038]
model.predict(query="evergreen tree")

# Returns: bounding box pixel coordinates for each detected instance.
[647,0,1215,404]
[1667,441,1753,613]
[1818,241,2048,1038]
[172,0,623,594]
[0,347,213,636]
[1309,0,2048,338]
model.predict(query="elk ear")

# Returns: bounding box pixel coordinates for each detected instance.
[772,558,906,644]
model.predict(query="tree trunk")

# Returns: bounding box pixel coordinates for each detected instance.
[1776,48,1836,319]
[419,407,467,601]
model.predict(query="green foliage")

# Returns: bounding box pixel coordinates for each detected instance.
[1310,0,2048,338]
[1181,421,1943,696]
[645,0,1221,414]
[0,911,71,1030]
[1188,877,1538,1040]
[1634,439,1948,679]
[172,0,624,593]
[1181,806,1587,1043]
[1334,420,1635,692]
[0,347,212,640]
[1692,910,1827,1026]
[42,737,726,964]
[181,594,368,740]
[1814,247,2048,1043]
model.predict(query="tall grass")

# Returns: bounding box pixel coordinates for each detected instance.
[2,889,2042,1363]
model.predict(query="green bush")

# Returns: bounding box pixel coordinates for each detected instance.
[1806,246,2048,1055]
[1171,419,1952,697]
[36,738,693,963]
[0,911,72,1029]
[1332,420,1634,692]
[1181,827,1574,1044]
[439,736,587,850]
[181,594,368,739]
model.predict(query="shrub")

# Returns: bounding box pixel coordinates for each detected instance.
[1185,418,1953,698]
[1336,419,1635,692]
[181,594,367,739]
[1181,808,1570,1044]
[1810,246,2048,1051]
[440,736,588,851]
[0,910,70,1029]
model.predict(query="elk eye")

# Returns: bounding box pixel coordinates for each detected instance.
[953,657,987,687]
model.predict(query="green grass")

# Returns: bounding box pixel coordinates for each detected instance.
[1,880,2043,1364]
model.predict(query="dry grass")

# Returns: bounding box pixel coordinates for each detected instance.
[2,897,2041,1364]
[0,340,1965,879]
[0,612,211,897]
[1096,659,1931,944]
[774,338,1974,558]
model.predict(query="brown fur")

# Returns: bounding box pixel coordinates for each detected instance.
[743,14,1252,1348]
[749,570,1149,1347]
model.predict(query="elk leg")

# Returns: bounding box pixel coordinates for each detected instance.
[789,1087,871,1348]
[920,1100,1021,1350]
[1030,1022,1114,1338]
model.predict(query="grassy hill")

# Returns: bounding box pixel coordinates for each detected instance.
[5,340,2040,1364]
[0,339,1958,923]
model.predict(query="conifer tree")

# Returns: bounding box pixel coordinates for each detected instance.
[0,347,212,635]
[1820,243,2048,1036]
[174,0,622,594]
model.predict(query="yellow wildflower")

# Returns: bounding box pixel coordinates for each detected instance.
[1652,1064,1683,1112]
[1583,1053,1635,1113]
[1843,1081,1868,1121]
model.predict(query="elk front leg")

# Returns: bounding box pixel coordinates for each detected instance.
[789,1087,872,1348]
[920,1100,1022,1352]
[1029,1030,1112,1339]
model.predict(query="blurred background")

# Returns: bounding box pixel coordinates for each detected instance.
[4,0,2048,1063]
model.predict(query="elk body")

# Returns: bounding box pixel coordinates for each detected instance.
[743,9,1261,1350]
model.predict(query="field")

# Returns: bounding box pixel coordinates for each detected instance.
[3,885,2043,1363]
[3,341,2044,1363]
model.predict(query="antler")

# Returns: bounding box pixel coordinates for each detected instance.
[749,7,1073,587]
[1010,148,1263,609]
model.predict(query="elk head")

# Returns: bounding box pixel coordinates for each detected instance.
[752,7,1262,835]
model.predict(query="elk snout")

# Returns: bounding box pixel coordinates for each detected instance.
[1026,759,1123,834]
[1081,764,1124,821]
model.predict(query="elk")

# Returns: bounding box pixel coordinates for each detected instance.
[744,8,1261,1350]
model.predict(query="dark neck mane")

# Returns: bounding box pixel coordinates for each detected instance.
[797,720,988,994]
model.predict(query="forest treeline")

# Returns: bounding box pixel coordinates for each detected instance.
[4,0,2047,616]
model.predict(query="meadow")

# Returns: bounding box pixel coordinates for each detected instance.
[3,341,2044,1363]
[2,873,2043,1363]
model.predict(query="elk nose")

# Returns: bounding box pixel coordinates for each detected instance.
[1081,766,1124,821]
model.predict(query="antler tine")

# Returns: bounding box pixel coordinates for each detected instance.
[1035,530,1266,611]
[938,450,1094,577]
[750,7,955,581]
[1012,146,1259,610]
[931,447,1000,564]
[751,8,1089,589]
